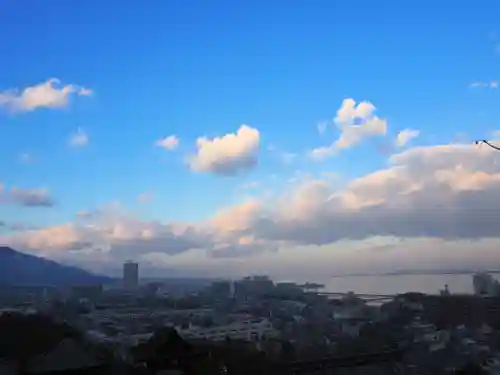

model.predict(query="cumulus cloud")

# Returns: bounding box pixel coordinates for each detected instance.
[0,78,92,112]
[470,81,498,89]
[0,185,54,207]
[155,135,179,150]
[188,125,260,176]
[334,98,387,149]
[4,209,211,260]
[395,129,420,147]
[68,128,89,148]
[251,144,500,246]
[309,98,388,160]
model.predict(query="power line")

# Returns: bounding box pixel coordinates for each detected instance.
[475,140,500,151]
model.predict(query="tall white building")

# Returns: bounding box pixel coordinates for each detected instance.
[229,280,235,298]
[473,272,499,297]
[123,261,139,289]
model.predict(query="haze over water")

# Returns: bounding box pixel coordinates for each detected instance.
[321,273,496,295]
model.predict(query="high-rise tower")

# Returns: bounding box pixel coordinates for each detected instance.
[123,261,139,289]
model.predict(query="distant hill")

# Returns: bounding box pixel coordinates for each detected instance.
[331,269,500,278]
[0,246,110,286]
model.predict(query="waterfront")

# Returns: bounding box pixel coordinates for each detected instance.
[322,272,500,295]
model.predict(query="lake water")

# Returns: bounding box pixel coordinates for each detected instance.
[320,273,499,295]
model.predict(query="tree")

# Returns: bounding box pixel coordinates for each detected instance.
[131,327,194,371]
[0,312,82,361]
[455,362,488,375]
[280,340,296,361]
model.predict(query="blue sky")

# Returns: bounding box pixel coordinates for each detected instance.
[1,1,500,277]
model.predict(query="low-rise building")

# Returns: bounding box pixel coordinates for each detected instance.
[178,318,277,342]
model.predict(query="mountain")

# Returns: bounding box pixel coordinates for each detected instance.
[0,246,110,286]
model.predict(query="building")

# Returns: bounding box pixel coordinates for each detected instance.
[144,282,164,296]
[229,280,235,298]
[439,284,450,296]
[178,318,277,342]
[70,285,103,300]
[274,282,303,298]
[208,281,231,299]
[473,272,500,297]
[234,276,275,297]
[123,261,139,289]
[422,295,500,328]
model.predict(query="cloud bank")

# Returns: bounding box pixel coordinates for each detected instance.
[4,97,500,278]
[4,140,500,276]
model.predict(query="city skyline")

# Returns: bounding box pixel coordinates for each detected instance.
[2,1,500,279]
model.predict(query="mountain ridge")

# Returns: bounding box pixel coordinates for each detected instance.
[0,246,110,286]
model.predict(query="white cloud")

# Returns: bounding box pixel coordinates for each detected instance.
[268,144,296,164]
[470,81,498,89]
[317,121,328,135]
[155,135,179,150]
[68,128,88,148]
[188,125,260,176]
[4,209,210,258]
[395,128,420,147]
[0,184,54,207]
[0,78,92,112]
[78,87,93,96]
[280,152,296,164]
[309,98,388,160]
[137,192,154,203]
[309,145,336,161]
[241,181,262,190]
[19,152,34,164]
[334,98,387,149]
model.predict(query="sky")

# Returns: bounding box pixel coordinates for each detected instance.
[2,0,500,280]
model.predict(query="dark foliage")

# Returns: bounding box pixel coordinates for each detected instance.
[455,362,488,374]
[396,292,426,302]
[422,295,500,329]
[131,327,192,363]
[0,312,82,361]
[131,328,277,374]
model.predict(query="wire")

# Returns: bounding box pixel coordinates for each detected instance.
[475,140,500,151]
